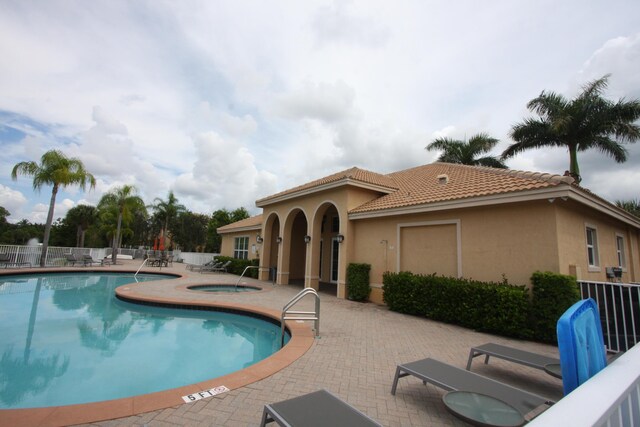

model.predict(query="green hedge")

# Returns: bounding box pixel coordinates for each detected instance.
[347,263,371,301]
[383,270,582,342]
[383,272,531,339]
[214,256,259,278]
[530,271,580,343]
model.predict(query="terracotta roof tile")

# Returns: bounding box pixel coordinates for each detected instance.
[350,162,575,213]
[256,167,397,205]
[217,214,263,233]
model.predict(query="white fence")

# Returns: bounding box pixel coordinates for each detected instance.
[1,244,218,267]
[529,342,640,427]
[579,280,640,352]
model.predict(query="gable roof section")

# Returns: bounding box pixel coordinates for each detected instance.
[217,214,263,234]
[349,162,575,215]
[256,166,398,207]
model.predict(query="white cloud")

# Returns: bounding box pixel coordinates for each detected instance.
[0,184,28,221]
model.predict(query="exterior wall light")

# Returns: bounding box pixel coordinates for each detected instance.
[304,235,311,243]
[276,237,282,244]
[336,234,344,243]
[256,235,263,243]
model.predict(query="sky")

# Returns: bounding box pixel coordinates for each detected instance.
[1,0,639,224]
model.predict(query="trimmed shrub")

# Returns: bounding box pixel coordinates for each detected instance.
[214,256,259,278]
[346,263,371,301]
[530,271,580,343]
[383,272,531,339]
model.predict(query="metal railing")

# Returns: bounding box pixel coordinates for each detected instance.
[234,266,260,290]
[1,244,108,267]
[528,342,640,426]
[579,280,640,352]
[280,287,320,347]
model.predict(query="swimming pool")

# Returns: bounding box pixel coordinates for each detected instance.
[0,272,288,409]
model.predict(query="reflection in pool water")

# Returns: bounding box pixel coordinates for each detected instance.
[0,273,288,409]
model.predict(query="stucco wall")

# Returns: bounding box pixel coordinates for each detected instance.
[219,229,261,260]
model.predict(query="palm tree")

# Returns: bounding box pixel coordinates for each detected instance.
[615,199,640,218]
[65,204,98,247]
[151,190,186,250]
[98,185,145,263]
[426,133,507,168]
[502,74,640,183]
[11,150,95,266]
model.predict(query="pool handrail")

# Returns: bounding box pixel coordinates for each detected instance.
[281,287,320,347]
[135,258,148,278]
[235,265,260,290]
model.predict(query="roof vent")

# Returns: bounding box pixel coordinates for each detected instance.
[437,174,449,185]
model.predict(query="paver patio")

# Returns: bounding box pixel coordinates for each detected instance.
[2,260,564,426]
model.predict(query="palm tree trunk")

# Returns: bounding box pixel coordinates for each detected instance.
[112,212,123,263]
[40,185,58,267]
[568,144,581,183]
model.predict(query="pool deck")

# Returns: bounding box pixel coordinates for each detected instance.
[0,260,563,426]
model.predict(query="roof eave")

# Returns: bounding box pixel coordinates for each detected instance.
[349,185,640,229]
[217,224,262,234]
[256,178,396,207]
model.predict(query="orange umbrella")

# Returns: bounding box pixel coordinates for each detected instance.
[153,238,158,251]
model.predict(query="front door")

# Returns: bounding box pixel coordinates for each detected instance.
[330,237,339,283]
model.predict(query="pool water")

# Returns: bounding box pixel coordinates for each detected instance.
[0,272,288,409]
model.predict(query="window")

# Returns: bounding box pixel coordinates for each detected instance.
[234,236,249,260]
[616,235,626,269]
[586,226,599,268]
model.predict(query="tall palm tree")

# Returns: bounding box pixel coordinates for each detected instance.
[426,133,507,168]
[98,185,145,263]
[502,74,640,183]
[615,199,640,218]
[11,150,95,266]
[151,190,186,250]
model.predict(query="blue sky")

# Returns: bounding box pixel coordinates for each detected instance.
[1,0,639,224]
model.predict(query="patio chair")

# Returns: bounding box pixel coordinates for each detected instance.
[391,358,554,422]
[65,254,82,266]
[0,253,28,268]
[466,343,561,378]
[201,260,231,274]
[260,389,382,427]
[82,254,110,267]
[188,260,220,272]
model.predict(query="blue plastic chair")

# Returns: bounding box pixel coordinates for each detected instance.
[556,298,607,395]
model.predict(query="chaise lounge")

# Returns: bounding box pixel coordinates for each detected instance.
[260,389,381,427]
[200,260,231,274]
[391,358,554,422]
[466,343,562,378]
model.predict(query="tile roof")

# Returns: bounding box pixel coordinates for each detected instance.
[217,214,263,233]
[350,162,575,213]
[256,166,397,205]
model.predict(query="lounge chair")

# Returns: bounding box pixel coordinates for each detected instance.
[65,254,82,266]
[82,254,110,267]
[201,260,231,274]
[391,358,554,421]
[186,259,218,271]
[0,253,31,268]
[466,343,561,378]
[260,389,382,427]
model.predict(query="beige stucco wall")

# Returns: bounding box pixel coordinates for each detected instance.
[352,200,562,304]
[555,200,639,283]
[219,229,261,260]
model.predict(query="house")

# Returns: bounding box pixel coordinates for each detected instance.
[217,162,640,304]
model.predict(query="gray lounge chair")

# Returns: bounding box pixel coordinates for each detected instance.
[260,389,381,427]
[187,259,219,271]
[82,254,110,267]
[467,343,561,378]
[0,253,31,268]
[391,358,554,421]
[201,260,231,274]
[65,254,82,266]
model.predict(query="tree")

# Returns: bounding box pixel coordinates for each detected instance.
[98,185,145,263]
[171,211,209,252]
[65,204,98,247]
[205,207,250,253]
[426,133,507,168]
[615,199,640,218]
[502,74,640,183]
[11,150,95,266]
[150,190,186,250]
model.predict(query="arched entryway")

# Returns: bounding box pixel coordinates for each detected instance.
[280,209,309,286]
[260,213,280,283]
[309,202,341,296]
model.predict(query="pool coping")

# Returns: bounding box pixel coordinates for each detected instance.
[0,269,315,427]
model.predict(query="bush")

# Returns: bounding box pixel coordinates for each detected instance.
[214,256,259,278]
[346,263,371,301]
[530,271,580,343]
[383,272,531,339]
